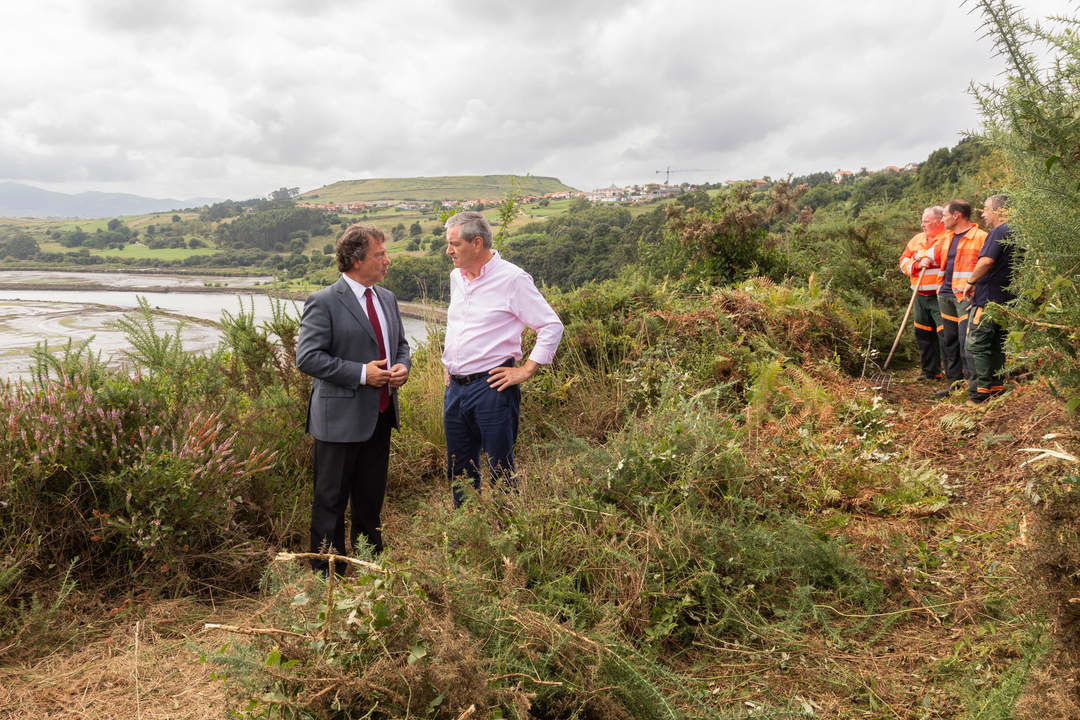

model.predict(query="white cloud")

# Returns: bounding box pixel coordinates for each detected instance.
[0,0,1075,200]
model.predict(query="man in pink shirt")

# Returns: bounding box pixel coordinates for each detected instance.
[441,211,564,506]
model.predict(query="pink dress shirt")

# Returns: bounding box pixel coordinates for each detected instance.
[441,251,564,376]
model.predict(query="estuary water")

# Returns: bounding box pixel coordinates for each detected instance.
[0,271,431,381]
[0,270,276,288]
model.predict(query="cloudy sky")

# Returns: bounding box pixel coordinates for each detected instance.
[1,1,1074,201]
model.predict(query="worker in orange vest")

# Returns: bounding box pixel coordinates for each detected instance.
[932,200,988,398]
[899,206,948,379]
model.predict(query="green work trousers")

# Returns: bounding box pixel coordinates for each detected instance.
[965,305,1007,402]
[938,293,972,386]
[912,293,943,378]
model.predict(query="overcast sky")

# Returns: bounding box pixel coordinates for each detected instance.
[1,1,1074,201]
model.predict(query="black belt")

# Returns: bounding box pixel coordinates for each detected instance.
[450,358,513,385]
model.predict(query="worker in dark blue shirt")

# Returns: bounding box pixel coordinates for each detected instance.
[962,194,1016,405]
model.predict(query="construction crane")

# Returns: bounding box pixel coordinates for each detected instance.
[655,167,722,184]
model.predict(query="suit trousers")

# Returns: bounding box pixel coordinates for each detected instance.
[310,408,393,571]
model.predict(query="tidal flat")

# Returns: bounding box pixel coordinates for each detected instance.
[0,271,430,380]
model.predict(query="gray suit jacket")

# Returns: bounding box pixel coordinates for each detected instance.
[296,278,411,443]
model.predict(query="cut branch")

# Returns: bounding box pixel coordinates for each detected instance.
[203,623,312,640]
[275,551,384,573]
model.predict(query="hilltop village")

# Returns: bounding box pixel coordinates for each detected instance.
[295,185,691,213]
[297,163,921,215]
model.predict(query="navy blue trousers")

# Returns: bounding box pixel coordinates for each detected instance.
[443,376,520,507]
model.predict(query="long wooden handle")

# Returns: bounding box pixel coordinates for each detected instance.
[881,268,927,373]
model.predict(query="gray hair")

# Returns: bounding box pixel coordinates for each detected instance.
[924,206,944,219]
[987,194,1009,211]
[445,211,493,249]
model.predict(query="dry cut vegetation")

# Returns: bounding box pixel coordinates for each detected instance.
[4,277,1078,719]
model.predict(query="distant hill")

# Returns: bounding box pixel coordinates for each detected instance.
[299,175,577,204]
[0,181,219,218]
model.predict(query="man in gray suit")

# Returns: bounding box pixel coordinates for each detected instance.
[296,224,410,571]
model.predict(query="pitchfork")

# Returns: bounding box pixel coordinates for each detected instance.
[870,268,926,389]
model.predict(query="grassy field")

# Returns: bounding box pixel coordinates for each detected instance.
[1,211,202,235]
[298,174,577,203]
[33,240,219,261]
[96,244,220,260]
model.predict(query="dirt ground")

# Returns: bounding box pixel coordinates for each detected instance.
[0,598,235,719]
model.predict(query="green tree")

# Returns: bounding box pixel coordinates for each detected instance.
[201,199,243,221]
[654,184,771,285]
[502,204,661,289]
[1,232,39,259]
[215,207,329,252]
[382,254,451,302]
[568,197,590,213]
[409,221,422,237]
[269,187,300,203]
[59,227,88,248]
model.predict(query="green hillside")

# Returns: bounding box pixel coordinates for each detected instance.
[299,174,577,203]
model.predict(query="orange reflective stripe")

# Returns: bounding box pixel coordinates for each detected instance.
[913,322,934,331]
[990,385,1004,392]
[977,387,992,394]
[941,313,962,322]
[973,307,984,324]
[936,325,944,331]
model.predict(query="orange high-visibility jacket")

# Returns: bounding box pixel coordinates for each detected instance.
[899,228,949,293]
[933,224,989,299]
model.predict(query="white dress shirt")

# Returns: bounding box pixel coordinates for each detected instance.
[341,273,389,386]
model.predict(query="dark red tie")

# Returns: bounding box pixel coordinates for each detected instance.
[365,288,390,413]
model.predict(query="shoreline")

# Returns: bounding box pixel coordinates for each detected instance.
[0,282,446,322]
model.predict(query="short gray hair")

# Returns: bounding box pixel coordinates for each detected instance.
[445,211,493,249]
[924,206,944,219]
[987,194,1009,211]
